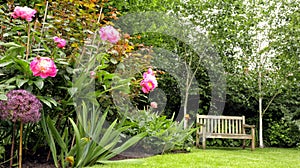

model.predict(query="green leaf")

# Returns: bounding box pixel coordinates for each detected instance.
[68,87,78,98]
[90,107,108,139]
[40,114,59,168]
[46,117,67,152]
[42,41,51,54]
[69,118,83,165]
[13,58,30,73]
[34,79,44,90]
[39,98,52,108]
[0,60,13,67]
[103,73,115,80]
[110,58,118,64]
[16,78,29,88]
[98,120,118,145]
[0,42,26,57]
[46,97,58,107]
[104,133,146,160]
[0,42,22,48]
[5,77,17,84]
[56,59,69,65]
[0,84,16,90]
[97,64,109,70]
[0,94,7,100]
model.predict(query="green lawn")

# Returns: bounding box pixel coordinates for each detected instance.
[89,148,300,168]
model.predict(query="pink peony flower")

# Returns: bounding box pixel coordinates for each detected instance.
[53,36,66,48]
[150,102,158,108]
[30,57,57,78]
[140,68,158,94]
[11,6,36,22]
[143,68,155,78]
[99,26,120,44]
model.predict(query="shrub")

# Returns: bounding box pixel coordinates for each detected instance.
[266,119,300,147]
[122,108,196,154]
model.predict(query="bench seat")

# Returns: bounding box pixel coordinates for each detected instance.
[198,133,252,139]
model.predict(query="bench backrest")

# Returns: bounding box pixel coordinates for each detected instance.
[197,115,246,134]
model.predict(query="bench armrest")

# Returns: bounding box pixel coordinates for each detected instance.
[243,124,255,128]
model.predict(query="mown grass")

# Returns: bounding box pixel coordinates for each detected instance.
[89,147,300,168]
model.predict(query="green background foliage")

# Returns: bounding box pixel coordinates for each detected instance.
[0,0,299,167]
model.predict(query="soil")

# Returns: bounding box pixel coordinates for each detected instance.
[0,147,56,168]
[21,153,56,168]
[1,149,189,168]
[0,158,56,168]
[21,162,56,168]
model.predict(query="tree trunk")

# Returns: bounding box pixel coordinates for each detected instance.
[183,70,190,129]
[258,70,264,148]
[183,90,189,129]
[259,96,264,148]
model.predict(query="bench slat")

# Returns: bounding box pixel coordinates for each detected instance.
[218,119,220,133]
[229,120,232,134]
[239,120,242,134]
[225,119,227,134]
[214,119,217,133]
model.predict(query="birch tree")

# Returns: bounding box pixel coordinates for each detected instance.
[180,0,299,147]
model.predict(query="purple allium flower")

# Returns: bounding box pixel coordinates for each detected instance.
[0,90,42,123]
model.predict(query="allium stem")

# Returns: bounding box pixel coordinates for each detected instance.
[10,122,16,168]
[26,22,31,60]
[18,122,23,168]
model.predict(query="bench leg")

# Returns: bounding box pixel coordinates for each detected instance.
[251,128,255,150]
[196,134,199,148]
[251,139,255,150]
[202,129,206,149]
[202,137,206,149]
[242,139,246,149]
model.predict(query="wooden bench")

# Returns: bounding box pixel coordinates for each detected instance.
[196,115,255,150]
